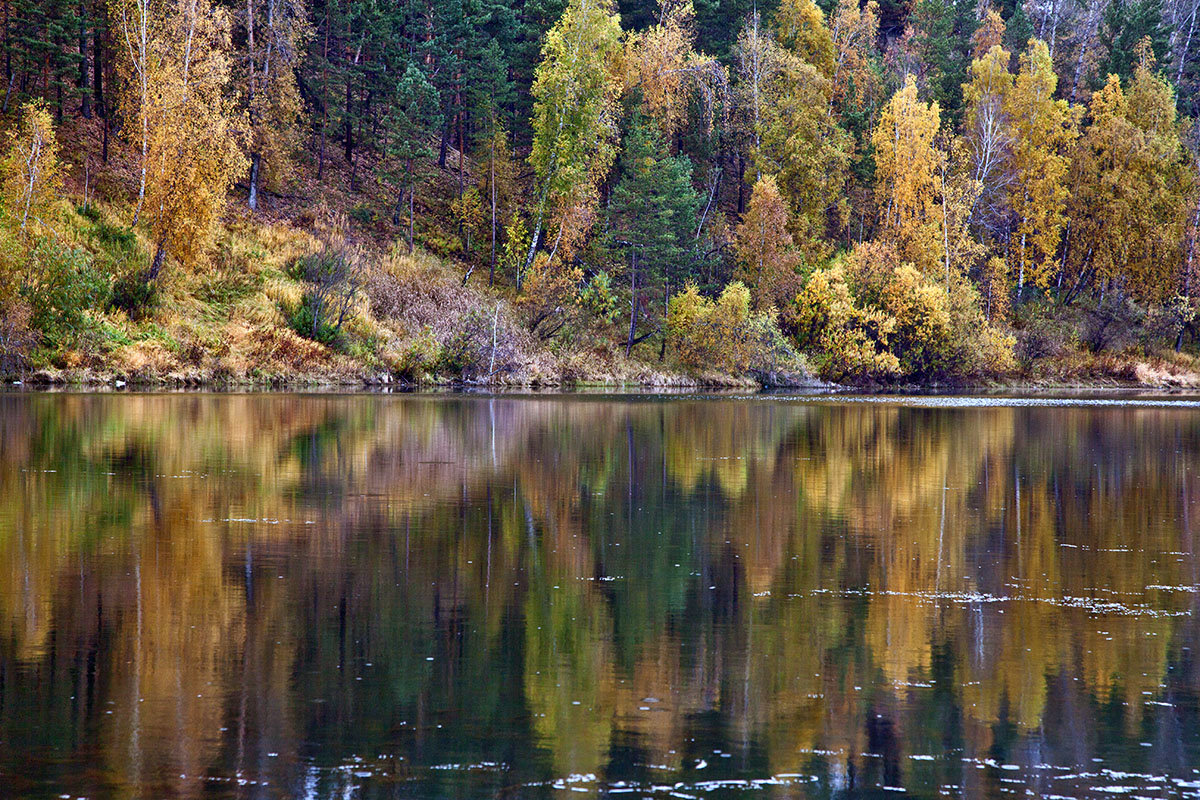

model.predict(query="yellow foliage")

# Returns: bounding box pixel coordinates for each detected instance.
[734,176,800,307]
[772,0,835,77]
[114,0,249,270]
[623,0,725,137]
[971,8,1006,58]
[1066,67,1193,300]
[668,282,797,373]
[1006,39,1078,289]
[793,265,899,380]
[0,101,62,235]
[872,77,944,271]
[829,0,880,110]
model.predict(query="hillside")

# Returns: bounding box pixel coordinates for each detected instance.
[0,0,1199,388]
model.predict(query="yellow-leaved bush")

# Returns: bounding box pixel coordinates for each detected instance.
[792,265,899,380]
[667,281,802,374]
[792,243,1014,381]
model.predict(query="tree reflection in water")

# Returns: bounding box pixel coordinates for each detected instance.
[0,392,1198,799]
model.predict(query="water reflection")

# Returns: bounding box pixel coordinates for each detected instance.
[1,392,1199,799]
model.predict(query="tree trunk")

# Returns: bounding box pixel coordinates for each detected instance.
[438,119,450,168]
[248,152,261,211]
[93,14,104,118]
[409,173,416,251]
[145,239,167,283]
[626,250,638,357]
[343,80,353,162]
[317,0,329,180]
[79,0,91,118]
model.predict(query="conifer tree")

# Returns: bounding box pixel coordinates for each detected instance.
[607,111,700,354]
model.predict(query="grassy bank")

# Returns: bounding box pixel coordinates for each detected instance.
[2,116,1197,393]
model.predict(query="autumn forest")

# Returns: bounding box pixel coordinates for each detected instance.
[0,0,1198,384]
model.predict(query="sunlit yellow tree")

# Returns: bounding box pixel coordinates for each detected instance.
[1066,54,1193,300]
[1005,39,1078,290]
[0,101,62,234]
[622,0,725,139]
[772,0,835,78]
[734,176,799,307]
[872,77,944,273]
[525,0,622,275]
[238,0,310,210]
[114,0,248,280]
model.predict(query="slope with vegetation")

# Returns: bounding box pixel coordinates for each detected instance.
[0,0,1197,387]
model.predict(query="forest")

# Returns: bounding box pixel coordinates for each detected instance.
[0,0,1197,385]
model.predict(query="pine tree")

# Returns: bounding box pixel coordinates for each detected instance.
[386,60,442,250]
[607,111,700,354]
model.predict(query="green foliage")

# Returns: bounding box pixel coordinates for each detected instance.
[109,270,160,318]
[285,292,346,348]
[393,326,442,379]
[579,271,619,323]
[1099,0,1170,84]
[284,245,363,348]
[608,110,701,294]
[19,239,107,341]
[349,204,377,225]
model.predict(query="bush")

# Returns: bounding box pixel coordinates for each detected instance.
[439,305,516,379]
[391,326,441,379]
[284,244,363,348]
[878,264,955,377]
[284,292,345,348]
[109,269,159,318]
[669,282,803,374]
[367,248,527,380]
[1081,293,1140,353]
[517,256,583,341]
[792,266,899,381]
[0,296,35,372]
[1015,314,1069,368]
[20,239,108,339]
[348,204,377,225]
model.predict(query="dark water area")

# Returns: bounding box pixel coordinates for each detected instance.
[1,391,1200,799]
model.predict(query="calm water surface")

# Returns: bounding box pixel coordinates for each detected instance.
[2,391,1200,799]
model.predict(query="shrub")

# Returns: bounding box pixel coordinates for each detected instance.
[878,264,954,377]
[284,244,363,348]
[367,248,527,380]
[348,204,376,225]
[391,326,441,379]
[792,266,900,381]
[578,270,619,323]
[439,306,516,379]
[20,239,108,340]
[0,296,35,372]
[1016,315,1069,368]
[1081,293,1140,353]
[517,256,583,341]
[284,293,345,348]
[669,282,802,374]
[110,269,159,318]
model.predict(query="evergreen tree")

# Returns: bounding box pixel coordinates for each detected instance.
[1100,0,1171,83]
[607,111,701,354]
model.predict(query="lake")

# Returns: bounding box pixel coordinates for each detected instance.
[1,391,1199,799]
